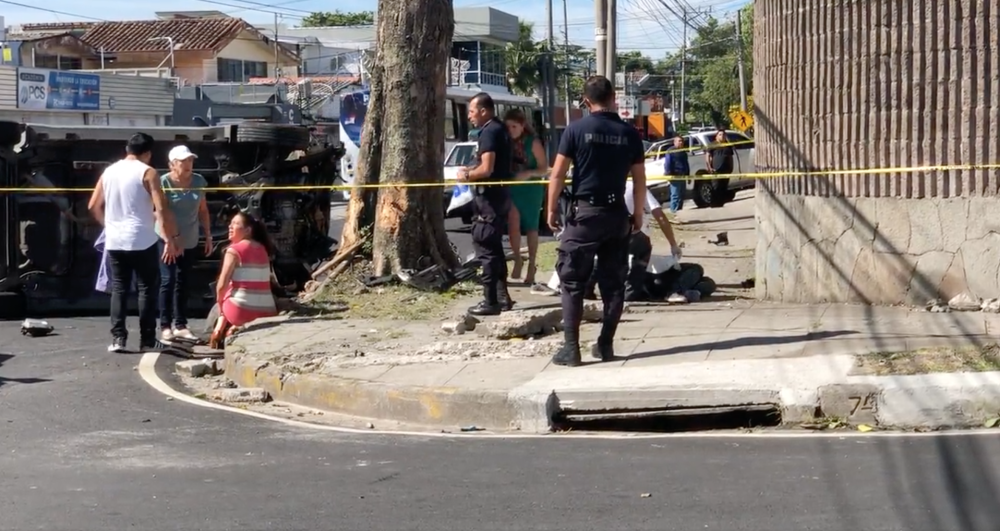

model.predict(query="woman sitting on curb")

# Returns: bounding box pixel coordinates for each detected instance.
[209,212,278,349]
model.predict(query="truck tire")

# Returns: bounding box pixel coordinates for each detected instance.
[693,172,715,209]
[235,123,311,149]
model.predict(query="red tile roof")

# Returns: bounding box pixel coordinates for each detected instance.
[80,18,248,53]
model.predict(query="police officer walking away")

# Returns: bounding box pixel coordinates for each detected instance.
[545,76,647,366]
[458,93,515,316]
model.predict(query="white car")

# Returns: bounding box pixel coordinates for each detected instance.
[644,130,756,208]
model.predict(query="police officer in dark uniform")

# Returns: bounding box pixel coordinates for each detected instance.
[458,93,515,316]
[545,76,647,367]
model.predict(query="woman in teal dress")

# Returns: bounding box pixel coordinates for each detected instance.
[503,109,548,285]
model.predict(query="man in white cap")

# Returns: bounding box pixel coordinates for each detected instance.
[157,145,212,345]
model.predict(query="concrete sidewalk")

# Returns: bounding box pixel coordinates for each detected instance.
[222,301,1000,433]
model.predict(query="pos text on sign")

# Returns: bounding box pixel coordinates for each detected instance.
[17,68,102,111]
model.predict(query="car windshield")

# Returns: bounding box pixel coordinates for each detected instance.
[446,144,477,167]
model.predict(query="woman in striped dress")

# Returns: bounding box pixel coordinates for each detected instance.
[209,212,277,348]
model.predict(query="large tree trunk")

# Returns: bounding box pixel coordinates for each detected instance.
[337,0,459,276]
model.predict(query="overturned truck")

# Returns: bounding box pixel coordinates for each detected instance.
[0,121,345,319]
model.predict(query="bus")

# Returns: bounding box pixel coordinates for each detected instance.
[338,87,541,192]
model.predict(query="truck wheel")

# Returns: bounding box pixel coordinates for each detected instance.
[693,176,715,209]
[236,123,311,149]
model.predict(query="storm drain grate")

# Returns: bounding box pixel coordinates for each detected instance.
[553,405,782,433]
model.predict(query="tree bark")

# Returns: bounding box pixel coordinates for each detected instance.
[337,0,459,276]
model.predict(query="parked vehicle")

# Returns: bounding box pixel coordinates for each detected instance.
[0,122,344,319]
[644,129,755,208]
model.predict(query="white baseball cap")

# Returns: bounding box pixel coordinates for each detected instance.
[168,145,198,161]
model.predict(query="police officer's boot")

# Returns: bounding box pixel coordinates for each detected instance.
[468,284,502,316]
[552,330,582,367]
[591,338,616,362]
[498,280,515,312]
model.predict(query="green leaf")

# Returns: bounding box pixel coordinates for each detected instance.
[984,417,999,428]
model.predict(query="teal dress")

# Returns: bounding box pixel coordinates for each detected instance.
[509,134,544,232]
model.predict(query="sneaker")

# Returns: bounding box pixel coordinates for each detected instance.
[171,328,198,342]
[160,328,175,342]
[107,337,127,353]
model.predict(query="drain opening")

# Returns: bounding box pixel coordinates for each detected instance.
[553,405,782,433]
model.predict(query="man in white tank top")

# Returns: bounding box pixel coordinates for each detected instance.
[88,133,180,353]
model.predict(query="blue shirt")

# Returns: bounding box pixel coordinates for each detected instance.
[557,111,644,198]
[155,172,207,250]
[664,151,690,176]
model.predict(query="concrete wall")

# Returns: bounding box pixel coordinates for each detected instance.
[753,0,1000,305]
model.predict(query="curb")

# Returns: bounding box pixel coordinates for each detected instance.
[224,349,1000,432]
[224,351,557,432]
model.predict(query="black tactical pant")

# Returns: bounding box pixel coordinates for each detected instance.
[556,202,631,343]
[471,194,509,304]
[585,230,652,301]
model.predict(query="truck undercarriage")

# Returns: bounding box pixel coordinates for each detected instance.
[0,122,345,318]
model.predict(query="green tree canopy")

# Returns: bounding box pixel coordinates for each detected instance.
[301,10,375,27]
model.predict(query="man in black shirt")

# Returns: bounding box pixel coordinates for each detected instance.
[705,129,734,206]
[545,76,647,367]
[458,93,515,316]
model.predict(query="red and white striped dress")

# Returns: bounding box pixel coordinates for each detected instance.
[221,239,277,327]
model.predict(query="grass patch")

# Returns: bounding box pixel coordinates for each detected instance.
[854,344,1000,376]
[309,276,479,321]
[534,241,559,273]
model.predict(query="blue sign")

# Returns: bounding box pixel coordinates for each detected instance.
[17,68,101,111]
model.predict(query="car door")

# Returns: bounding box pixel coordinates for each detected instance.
[725,131,755,188]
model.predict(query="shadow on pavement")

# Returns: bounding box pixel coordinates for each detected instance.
[0,353,52,389]
[624,330,858,361]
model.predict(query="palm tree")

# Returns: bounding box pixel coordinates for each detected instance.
[504,21,543,96]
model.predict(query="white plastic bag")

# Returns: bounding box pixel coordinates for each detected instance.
[447,184,474,213]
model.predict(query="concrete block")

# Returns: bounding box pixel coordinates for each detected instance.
[818,383,879,425]
[216,387,270,403]
[175,359,221,378]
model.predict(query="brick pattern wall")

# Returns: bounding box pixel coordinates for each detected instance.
[754,0,1000,199]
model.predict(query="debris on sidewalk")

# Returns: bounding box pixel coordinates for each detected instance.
[213,387,270,403]
[485,302,606,339]
[20,319,53,337]
[175,359,224,378]
[441,314,480,335]
[948,292,981,311]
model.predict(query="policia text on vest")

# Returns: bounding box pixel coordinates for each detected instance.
[545,76,649,367]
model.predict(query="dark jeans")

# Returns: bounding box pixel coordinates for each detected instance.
[158,242,194,329]
[107,243,160,343]
[585,231,652,301]
[471,194,510,304]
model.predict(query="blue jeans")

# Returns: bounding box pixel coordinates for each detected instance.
[668,178,685,213]
[158,242,194,330]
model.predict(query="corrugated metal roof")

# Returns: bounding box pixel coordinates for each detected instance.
[80,18,247,53]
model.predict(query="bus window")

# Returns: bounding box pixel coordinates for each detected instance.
[445,99,457,141]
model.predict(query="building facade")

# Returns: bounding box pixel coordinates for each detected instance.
[754,0,1000,305]
[0,66,174,125]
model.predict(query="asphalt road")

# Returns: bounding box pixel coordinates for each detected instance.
[3,317,1000,531]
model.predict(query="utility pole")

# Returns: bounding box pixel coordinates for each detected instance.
[594,0,607,81]
[545,0,557,161]
[679,6,687,127]
[735,9,748,111]
[273,13,280,78]
[562,0,571,125]
[606,0,617,80]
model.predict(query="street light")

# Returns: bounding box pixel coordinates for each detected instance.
[147,37,175,74]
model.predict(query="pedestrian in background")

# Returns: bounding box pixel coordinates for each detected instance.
[663,135,690,214]
[545,75,647,367]
[458,93,515,316]
[157,145,213,344]
[503,107,548,287]
[88,133,179,353]
[706,129,734,206]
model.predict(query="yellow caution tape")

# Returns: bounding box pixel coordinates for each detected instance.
[1,161,998,194]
